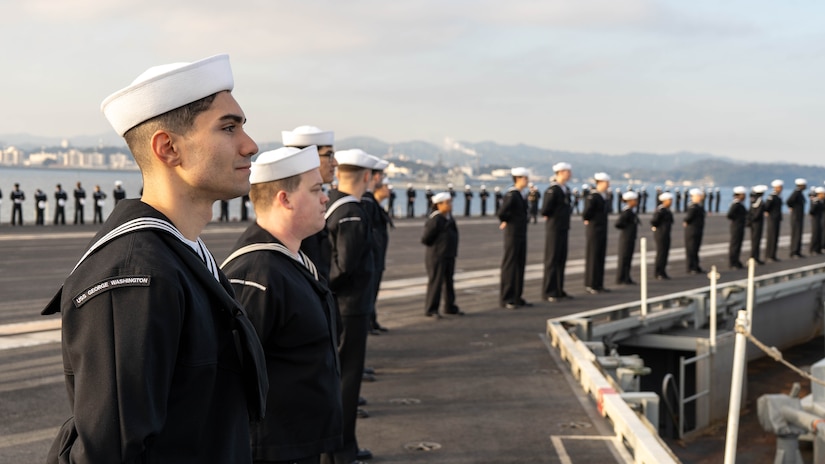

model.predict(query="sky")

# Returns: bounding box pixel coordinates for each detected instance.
[1,0,824,164]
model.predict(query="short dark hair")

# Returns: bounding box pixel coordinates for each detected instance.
[123,92,220,169]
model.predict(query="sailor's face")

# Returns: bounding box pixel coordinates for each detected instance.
[292,168,329,237]
[176,91,258,202]
[317,146,337,184]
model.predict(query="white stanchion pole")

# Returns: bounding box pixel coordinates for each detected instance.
[724,310,750,464]
[746,258,756,322]
[709,265,718,351]
[640,237,647,318]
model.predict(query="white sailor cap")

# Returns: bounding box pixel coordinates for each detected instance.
[594,172,611,182]
[481,184,486,189]
[388,184,393,189]
[115,180,122,186]
[622,191,638,201]
[528,182,535,188]
[689,188,704,196]
[752,185,768,194]
[771,179,784,187]
[102,54,234,137]
[552,162,572,172]
[465,184,471,189]
[432,192,452,204]
[281,125,334,147]
[733,186,747,195]
[795,178,807,186]
[494,186,501,191]
[368,155,389,171]
[250,146,320,184]
[511,167,530,177]
[816,187,825,194]
[407,183,413,188]
[581,184,589,189]
[335,149,374,168]
[659,192,673,201]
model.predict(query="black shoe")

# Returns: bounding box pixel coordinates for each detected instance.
[358,396,367,406]
[560,291,574,299]
[362,373,376,382]
[425,312,442,319]
[769,257,781,262]
[730,264,743,270]
[445,309,465,316]
[754,259,765,265]
[373,322,389,332]
[357,408,370,419]
[517,299,533,307]
[356,448,373,460]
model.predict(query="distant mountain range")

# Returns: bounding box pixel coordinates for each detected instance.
[3,132,824,187]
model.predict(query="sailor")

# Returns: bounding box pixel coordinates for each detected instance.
[463,184,473,217]
[113,180,126,205]
[447,183,456,199]
[406,183,416,218]
[326,148,376,464]
[727,186,747,269]
[655,187,663,208]
[705,187,712,211]
[527,183,541,224]
[73,181,86,224]
[92,185,107,224]
[425,185,434,213]
[786,178,806,258]
[498,167,531,309]
[682,187,690,212]
[10,183,24,226]
[650,192,674,280]
[674,187,682,213]
[748,185,768,264]
[479,184,490,216]
[54,184,67,225]
[219,199,230,221]
[715,187,722,213]
[422,192,462,317]
[541,162,573,302]
[494,186,504,214]
[34,188,47,226]
[361,154,392,334]
[283,125,337,281]
[387,184,396,217]
[614,187,622,214]
[583,173,611,293]
[42,53,267,464]
[684,188,707,274]
[580,183,591,211]
[809,187,825,255]
[640,187,649,214]
[615,191,640,285]
[764,179,784,262]
[220,146,343,464]
[571,188,580,214]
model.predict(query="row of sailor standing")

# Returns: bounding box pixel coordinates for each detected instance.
[0,181,125,226]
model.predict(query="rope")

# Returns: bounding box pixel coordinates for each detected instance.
[735,324,825,387]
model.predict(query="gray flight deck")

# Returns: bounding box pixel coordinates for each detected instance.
[1,211,822,463]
